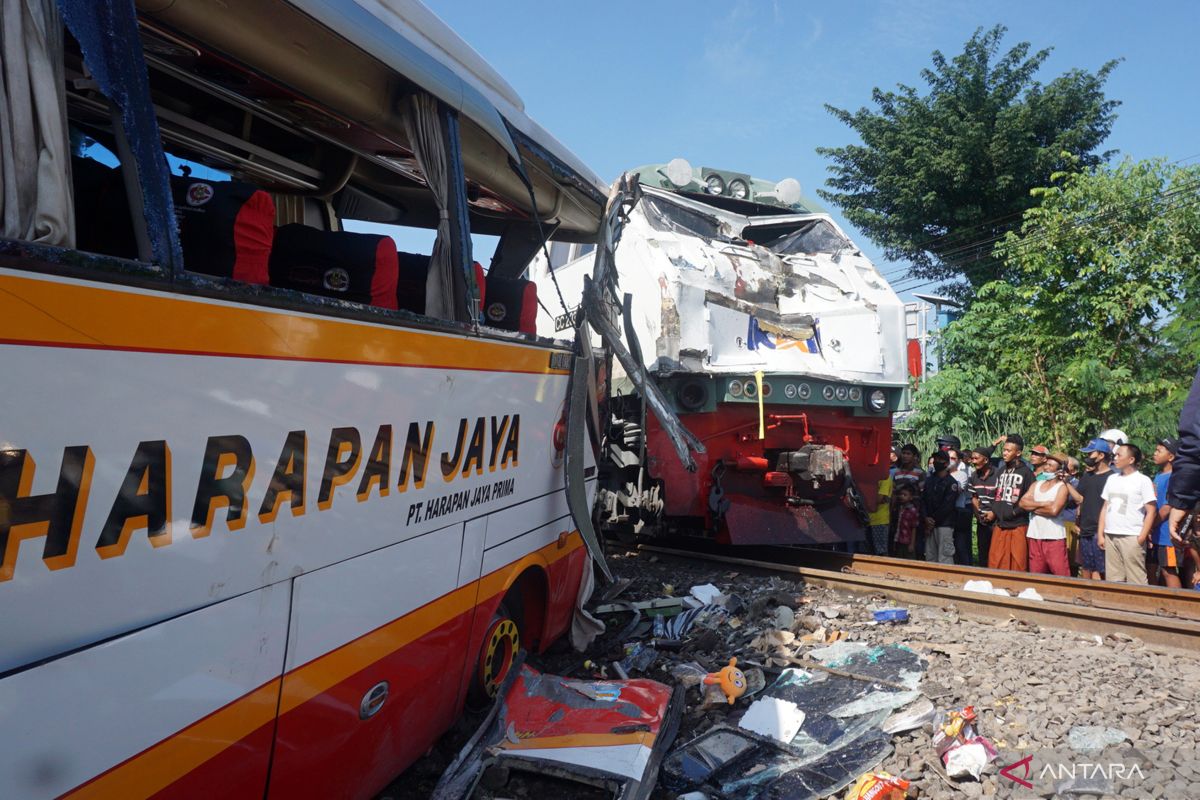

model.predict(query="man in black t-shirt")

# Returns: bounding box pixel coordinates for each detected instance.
[989,434,1035,571]
[1066,437,1113,579]
[966,446,998,567]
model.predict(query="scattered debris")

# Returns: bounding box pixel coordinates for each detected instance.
[845,771,910,800]
[431,661,681,800]
[739,696,806,743]
[703,657,748,705]
[1017,587,1045,602]
[881,696,936,734]
[390,548,1198,799]
[1068,725,1129,752]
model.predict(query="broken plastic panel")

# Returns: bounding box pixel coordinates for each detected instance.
[432,663,682,800]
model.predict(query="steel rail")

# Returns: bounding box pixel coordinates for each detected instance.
[636,544,1200,652]
[789,550,1200,623]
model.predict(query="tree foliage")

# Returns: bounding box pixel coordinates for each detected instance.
[907,158,1200,452]
[818,25,1119,299]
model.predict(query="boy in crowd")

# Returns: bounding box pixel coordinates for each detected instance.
[922,450,960,564]
[1019,452,1071,575]
[1067,438,1113,580]
[1153,438,1182,588]
[967,445,998,566]
[891,443,926,556]
[1098,443,1157,584]
[989,434,1035,571]
[893,483,919,558]
[867,473,893,556]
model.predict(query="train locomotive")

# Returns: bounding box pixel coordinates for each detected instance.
[533,160,909,546]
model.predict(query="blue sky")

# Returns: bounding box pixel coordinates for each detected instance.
[418,0,1199,301]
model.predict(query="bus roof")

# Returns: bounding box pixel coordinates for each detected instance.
[137,0,607,236]
[298,0,607,199]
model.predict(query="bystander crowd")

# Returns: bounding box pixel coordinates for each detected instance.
[1020,452,1070,575]
[922,451,960,564]
[989,435,1035,571]
[1098,444,1156,584]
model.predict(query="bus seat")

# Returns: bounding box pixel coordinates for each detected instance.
[269,224,399,309]
[71,157,137,259]
[395,258,486,319]
[395,251,430,314]
[171,178,274,285]
[484,274,537,334]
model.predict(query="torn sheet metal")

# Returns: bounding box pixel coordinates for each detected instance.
[566,323,613,581]
[582,276,704,471]
[432,663,682,800]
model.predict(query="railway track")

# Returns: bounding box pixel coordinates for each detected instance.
[635,541,1200,652]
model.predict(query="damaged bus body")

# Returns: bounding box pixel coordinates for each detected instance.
[0,1,613,798]
[532,160,907,547]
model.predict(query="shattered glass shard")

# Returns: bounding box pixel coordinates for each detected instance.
[720,729,892,800]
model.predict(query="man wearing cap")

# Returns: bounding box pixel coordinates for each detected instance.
[1019,452,1071,575]
[1153,438,1182,588]
[1029,444,1051,475]
[1068,438,1114,580]
[966,446,998,566]
[988,434,1035,571]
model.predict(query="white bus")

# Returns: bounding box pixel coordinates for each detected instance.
[0,1,610,797]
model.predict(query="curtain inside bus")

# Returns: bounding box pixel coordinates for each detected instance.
[0,0,73,246]
[403,92,474,322]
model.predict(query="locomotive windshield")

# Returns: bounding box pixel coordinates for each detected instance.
[763,219,849,256]
[642,193,727,241]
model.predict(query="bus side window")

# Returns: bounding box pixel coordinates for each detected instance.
[71,145,138,260]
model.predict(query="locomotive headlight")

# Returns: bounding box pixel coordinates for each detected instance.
[849,387,862,402]
[797,383,812,399]
[676,379,709,412]
[743,379,758,398]
[784,383,797,399]
[822,386,835,401]
[761,382,772,398]
[728,379,743,397]
[705,174,726,195]
[835,386,848,401]
[868,389,888,412]
[728,178,749,200]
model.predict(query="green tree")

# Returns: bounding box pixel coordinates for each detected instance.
[907,158,1200,452]
[818,25,1119,300]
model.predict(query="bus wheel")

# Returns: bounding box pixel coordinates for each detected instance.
[469,601,521,709]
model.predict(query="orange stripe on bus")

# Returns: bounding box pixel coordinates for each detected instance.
[501,731,657,751]
[61,532,583,798]
[0,273,566,374]
[277,533,581,714]
[64,680,281,800]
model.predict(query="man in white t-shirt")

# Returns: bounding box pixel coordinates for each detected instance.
[1098,443,1157,584]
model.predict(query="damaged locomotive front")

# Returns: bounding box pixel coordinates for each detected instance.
[532,160,908,547]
